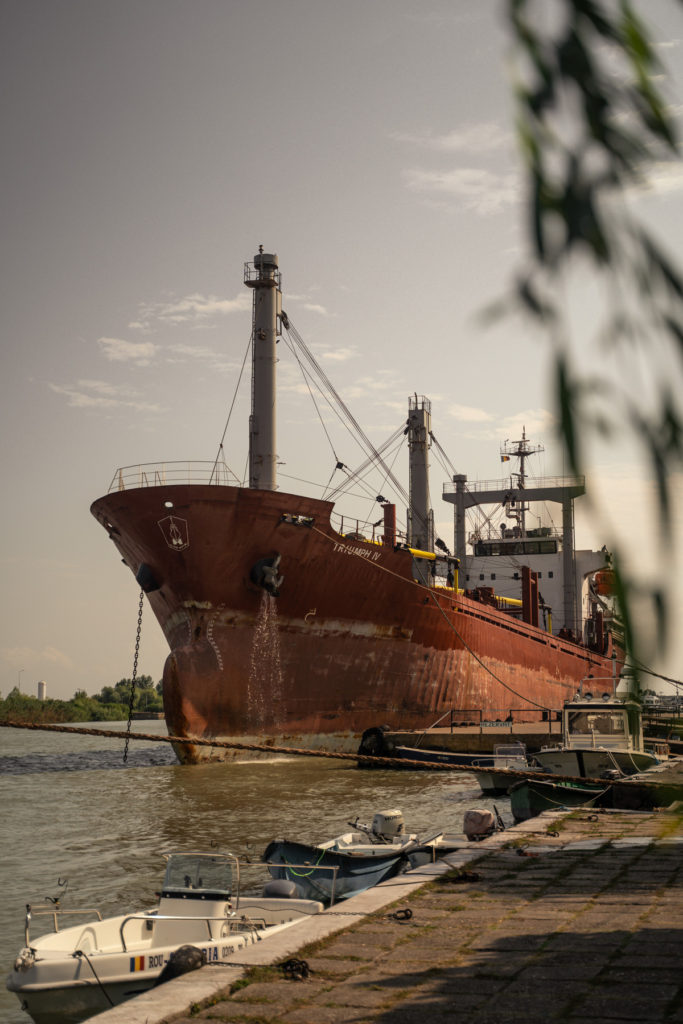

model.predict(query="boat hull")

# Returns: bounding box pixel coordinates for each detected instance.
[8,977,151,1024]
[263,838,409,903]
[533,748,658,778]
[509,778,613,821]
[91,483,622,763]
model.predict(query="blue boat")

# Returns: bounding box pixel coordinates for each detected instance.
[262,810,461,905]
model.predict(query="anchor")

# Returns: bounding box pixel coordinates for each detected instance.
[250,553,284,597]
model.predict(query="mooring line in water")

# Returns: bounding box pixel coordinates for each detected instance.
[0,720,664,788]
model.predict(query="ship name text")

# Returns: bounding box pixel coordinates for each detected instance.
[333,541,381,562]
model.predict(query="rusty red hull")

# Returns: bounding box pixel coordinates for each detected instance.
[91,484,620,763]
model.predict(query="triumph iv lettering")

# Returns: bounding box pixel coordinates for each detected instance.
[333,542,380,562]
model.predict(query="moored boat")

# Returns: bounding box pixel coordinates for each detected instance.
[509,778,613,822]
[357,726,529,789]
[262,809,462,905]
[532,693,659,778]
[90,249,624,763]
[7,851,323,1024]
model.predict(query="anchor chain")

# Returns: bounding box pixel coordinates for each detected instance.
[123,591,144,764]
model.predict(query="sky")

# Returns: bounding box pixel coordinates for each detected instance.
[2,0,683,702]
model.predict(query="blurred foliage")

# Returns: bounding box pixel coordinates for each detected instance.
[0,675,163,723]
[506,0,683,671]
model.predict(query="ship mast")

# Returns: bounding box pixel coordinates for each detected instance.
[245,247,282,491]
[500,428,544,537]
[406,395,434,552]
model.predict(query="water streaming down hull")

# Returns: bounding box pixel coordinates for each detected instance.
[90,249,623,763]
[248,593,285,728]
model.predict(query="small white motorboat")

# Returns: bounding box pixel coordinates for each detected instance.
[7,850,323,1024]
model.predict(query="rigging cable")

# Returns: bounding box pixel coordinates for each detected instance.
[281,329,341,467]
[283,318,408,504]
[210,331,252,485]
[361,433,407,527]
[626,659,683,689]
[325,426,409,505]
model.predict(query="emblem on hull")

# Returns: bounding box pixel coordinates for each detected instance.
[158,515,189,551]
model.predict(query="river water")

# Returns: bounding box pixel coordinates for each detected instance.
[0,720,512,1024]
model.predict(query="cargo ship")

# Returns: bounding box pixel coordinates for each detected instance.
[90,249,623,762]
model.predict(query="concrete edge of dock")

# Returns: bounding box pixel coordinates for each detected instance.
[86,822,535,1024]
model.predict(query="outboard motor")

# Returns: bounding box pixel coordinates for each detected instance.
[250,553,284,596]
[464,809,499,842]
[371,810,405,841]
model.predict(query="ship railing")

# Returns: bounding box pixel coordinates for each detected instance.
[25,905,103,943]
[106,461,241,493]
[444,475,585,494]
[330,512,408,548]
[423,708,562,735]
[468,526,564,544]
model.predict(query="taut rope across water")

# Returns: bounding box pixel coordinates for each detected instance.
[0,719,664,789]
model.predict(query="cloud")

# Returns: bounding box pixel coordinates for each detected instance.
[393,122,511,154]
[403,167,519,214]
[446,407,556,443]
[448,403,494,423]
[131,292,251,332]
[98,337,159,365]
[48,379,163,413]
[301,303,331,316]
[497,409,556,439]
[2,645,74,672]
[320,347,357,362]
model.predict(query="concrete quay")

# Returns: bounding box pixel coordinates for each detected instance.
[89,805,683,1024]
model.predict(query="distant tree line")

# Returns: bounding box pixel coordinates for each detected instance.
[0,676,163,724]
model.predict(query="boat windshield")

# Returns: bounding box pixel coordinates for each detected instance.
[567,710,627,739]
[162,853,234,895]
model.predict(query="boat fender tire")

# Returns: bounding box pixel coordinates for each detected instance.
[153,945,207,986]
[358,726,394,758]
[136,562,161,593]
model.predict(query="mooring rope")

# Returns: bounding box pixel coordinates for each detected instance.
[0,719,665,789]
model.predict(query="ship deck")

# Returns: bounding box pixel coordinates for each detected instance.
[381,721,563,754]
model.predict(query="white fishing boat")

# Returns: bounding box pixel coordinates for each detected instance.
[7,851,323,1024]
[532,692,660,778]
